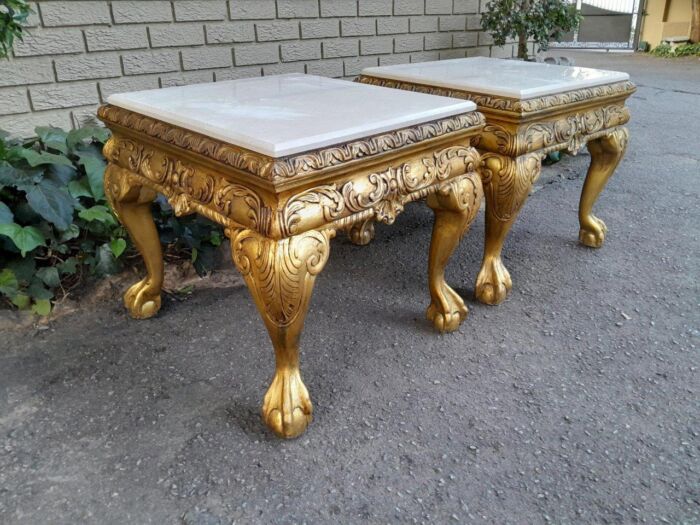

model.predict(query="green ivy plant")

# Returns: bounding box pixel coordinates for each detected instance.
[0,0,31,58]
[481,0,582,60]
[650,42,700,57]
[0,126,223,315]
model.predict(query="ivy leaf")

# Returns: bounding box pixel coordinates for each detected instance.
[3,145,28,164]
[0,162,42,192]
[68,177,93,199]
[36,126,69,154]
[57,257,79,275]
[209,229,223,247]
[6,257,36,283]
[0,201,13,224]
[0,223,45,256]
[27,279,53,300]
[109,238,127,258]
[67,127,110,150]
[52,242,70,255]
[76,153,106,200]
[31,299,52,316]
[95,243,120,275]
[25,178,76,231]
[0,268,19,297]
[0,164,19,189]
[59,223,80,242]
[12,201,41,223]
[193,245,217,276]
[11,294,31,310]
[19,148,74,167]
[47,163,78,185]
[36,266,61,288]
[79,205,115,224]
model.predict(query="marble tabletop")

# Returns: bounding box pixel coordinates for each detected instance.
[107,73,476,157]
[362,57,630,100]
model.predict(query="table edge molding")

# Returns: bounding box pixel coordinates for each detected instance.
[355,76,636,116]
[97,104,485,183]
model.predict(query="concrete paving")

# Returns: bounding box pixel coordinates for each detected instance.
[1,51,698,524]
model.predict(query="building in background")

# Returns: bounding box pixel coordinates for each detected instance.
[551,0,643,50]
[550,0,695,50]
[638,0,694,47]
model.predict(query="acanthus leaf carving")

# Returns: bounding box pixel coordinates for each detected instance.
[481,152,542,223]
[98,105,484,183]
[357,76,635,115]
[228,227,332,327]
[280,146,481,235]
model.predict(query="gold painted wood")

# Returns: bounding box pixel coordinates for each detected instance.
[357,75,635,305]
[104,164,163,319]
[99,105,484,438]
[427,175,483,332]
[579,127,629,248]
[347,218,375,245]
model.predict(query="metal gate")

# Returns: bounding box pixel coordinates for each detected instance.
[552,0,644,50]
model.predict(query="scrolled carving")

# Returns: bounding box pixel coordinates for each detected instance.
[105,135,273,230]
[99,105,275,178]
[284,185,346,234]
[228,227,333,327]
[279,145,481,236]
[479,105,630,157]
[213,183,269,233]
[269,113,484,180]
[108,138,156,181]
[480,152,542,223]
[357,76,636,115]
[520,104,630,155]
[347,219,375,246]
[98,105,484,183]
[104,132,483,241]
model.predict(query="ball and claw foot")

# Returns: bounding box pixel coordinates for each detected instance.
[579,215,608,248]
[426,284,468,333]
[124,278,161,319]
[475,257,512,305]
[262,367,313,439]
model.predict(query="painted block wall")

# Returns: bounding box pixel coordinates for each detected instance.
[0,0,515,136]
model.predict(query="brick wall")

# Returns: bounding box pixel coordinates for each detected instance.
[0,0,516,137]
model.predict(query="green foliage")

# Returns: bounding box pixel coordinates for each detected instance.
[650,43,673,57]
[650,42,700,57]
[0,126,223,315]
[481,0,581,59]
[542,150,561,165]
[0,0,31,59]
[153,197,224,276]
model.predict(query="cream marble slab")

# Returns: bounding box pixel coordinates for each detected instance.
[362,57,630,100]
[107,73,476,158]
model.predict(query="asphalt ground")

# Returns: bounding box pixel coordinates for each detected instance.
[1,51,698,524]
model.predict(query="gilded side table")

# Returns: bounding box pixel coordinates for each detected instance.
[98,74,485,438]
[358,57,636,305]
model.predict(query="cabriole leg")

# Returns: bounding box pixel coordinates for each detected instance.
[475,153,542,305]
[104,164,163,319]
[426,175,483,333]
[579,127,629,248]
[229,228,333,438]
